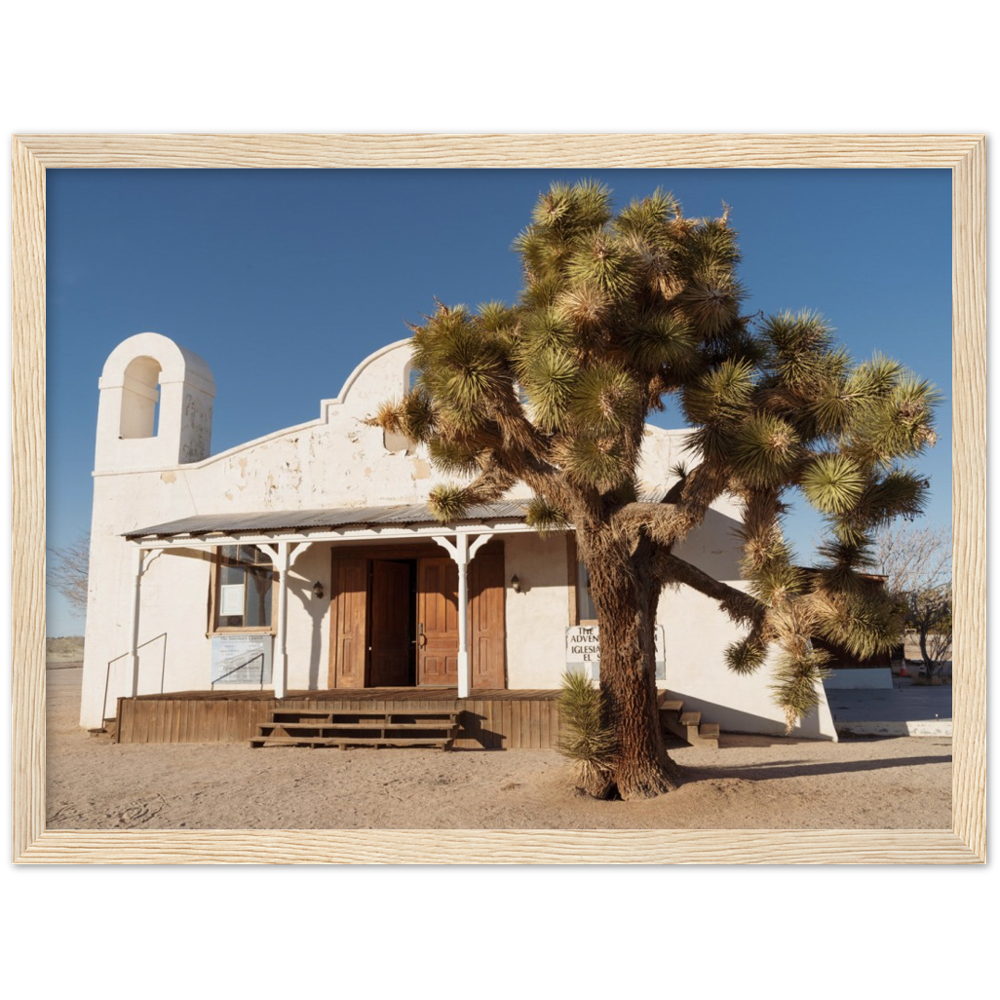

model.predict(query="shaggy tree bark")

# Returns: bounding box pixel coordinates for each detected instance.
[577,529,680,798]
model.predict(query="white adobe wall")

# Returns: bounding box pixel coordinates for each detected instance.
[656,502,836,739]
[81,333,834,739]
[82,337,442,727]
[504,532,573,689]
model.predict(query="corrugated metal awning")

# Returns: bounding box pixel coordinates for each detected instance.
[122,487,671,540]
[122,501,533,539]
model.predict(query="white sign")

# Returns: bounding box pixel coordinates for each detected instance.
[565,624,666,681]
[211,634,272,685]
[219,583,245,616]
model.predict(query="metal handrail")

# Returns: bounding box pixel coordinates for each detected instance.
[103,632,168,719]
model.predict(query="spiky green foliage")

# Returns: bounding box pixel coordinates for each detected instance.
[770,648,833,733]
[557,670,617,796]
[563,435,629,491]
[427,484,472,521]
[371,180,940,780]
[682,359,755,425]
[813,538,877,594]
[731,415,800,488]
[812,589,902,661]
[801,455,866,513]
[427,439,483,476]
[521,346,576,431]
[623,311,700,373]
[568,364,641,434]
[748,556,805,606]
[524,497,569,534]
[726,635,768,675]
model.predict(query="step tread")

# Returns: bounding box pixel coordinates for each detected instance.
[259,721,459,732]
[678,711,702,727]
[270,712,458,722]
[250,736,454,748]
[700,723,721,738]
[658,700,684,713]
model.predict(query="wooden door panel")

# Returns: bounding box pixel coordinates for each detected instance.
[469,548,506,689]
[417,557,458,686]
[329,557,368,688]
[370,560,412,686]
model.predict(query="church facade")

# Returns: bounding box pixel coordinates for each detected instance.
[79,332,836,740]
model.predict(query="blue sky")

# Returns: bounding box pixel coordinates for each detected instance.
[46,168,953,636]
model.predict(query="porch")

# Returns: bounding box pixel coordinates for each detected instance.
[114,687,563,750]
[120,501,559,706]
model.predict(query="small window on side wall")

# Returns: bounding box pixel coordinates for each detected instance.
[577,561,597,624]
[383,363,421,453]
[214,545,275,630]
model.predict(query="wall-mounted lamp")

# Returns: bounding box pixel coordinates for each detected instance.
[510,575,521,594]
[312,581,325,599]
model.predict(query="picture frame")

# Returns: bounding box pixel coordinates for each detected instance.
[11,133,986,864]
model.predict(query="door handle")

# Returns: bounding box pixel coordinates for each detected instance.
[418,622,427,648]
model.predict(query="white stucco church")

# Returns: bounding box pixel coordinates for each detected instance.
[80,332,836,741]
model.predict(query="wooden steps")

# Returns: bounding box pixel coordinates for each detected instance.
[658,693,721,749]
[250,708,460,750]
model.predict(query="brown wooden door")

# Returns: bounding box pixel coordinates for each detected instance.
[417,557,459,686]
[329,556,368,688]
[369,560,412,686]
[469,548,506,689]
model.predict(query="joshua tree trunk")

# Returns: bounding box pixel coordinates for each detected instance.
[582,532,681,799]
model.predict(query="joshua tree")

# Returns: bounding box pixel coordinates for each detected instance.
[370,182,939,799]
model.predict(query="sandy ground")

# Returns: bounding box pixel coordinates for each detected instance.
[46,636,86,663]
[45,664,952,830]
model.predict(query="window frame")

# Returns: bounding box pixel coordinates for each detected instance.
[208,544,278,635]
[566,533,598,626]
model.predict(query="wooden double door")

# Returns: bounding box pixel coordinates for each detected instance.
[329,544,506,690]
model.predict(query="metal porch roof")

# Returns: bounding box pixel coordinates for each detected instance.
[122,501,534,539]
[122,487,671,540]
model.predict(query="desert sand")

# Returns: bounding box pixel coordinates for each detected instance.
[45,660,951,831]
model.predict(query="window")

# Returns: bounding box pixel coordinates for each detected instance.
[214,545,275,630]
[384,363,421,454]
[566,535,598,625]
[576,560,597,623]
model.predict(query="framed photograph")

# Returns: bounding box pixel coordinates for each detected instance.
[11,132,986,865]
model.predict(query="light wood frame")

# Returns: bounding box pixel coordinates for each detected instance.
[12,133,986,864]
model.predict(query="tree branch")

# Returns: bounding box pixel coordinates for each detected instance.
[657,551,766,631]
[610,462,730,547]
[462,463,518,505]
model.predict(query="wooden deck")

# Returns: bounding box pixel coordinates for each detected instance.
[114,688,562,750]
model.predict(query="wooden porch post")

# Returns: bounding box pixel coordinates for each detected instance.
[433,532,494,698]
[455,534,470,698]
[257,540,315,698]
[274,541,291,699]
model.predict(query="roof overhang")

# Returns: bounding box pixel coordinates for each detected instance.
[122,501,553,550]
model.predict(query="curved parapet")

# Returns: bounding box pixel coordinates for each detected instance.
[320,337,414,417]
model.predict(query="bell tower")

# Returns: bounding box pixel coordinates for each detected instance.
[95,332,216,471]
